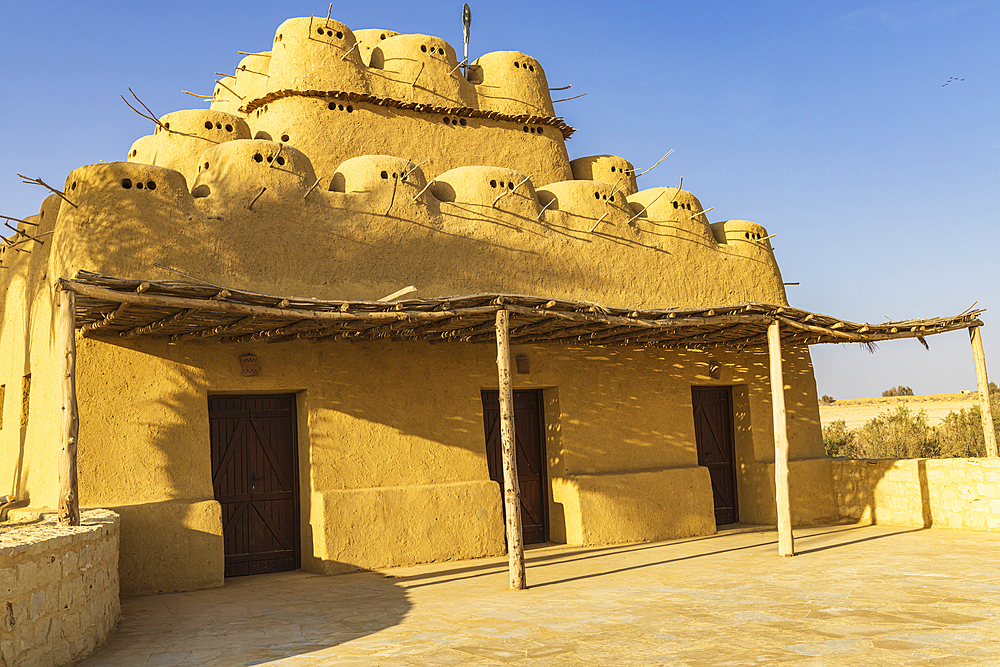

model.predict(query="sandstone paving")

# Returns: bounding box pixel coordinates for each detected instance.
[78,525,1000,666]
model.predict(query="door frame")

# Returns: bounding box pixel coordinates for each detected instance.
[691,385,739,525]
[481,388,550,544]
[208,392,302,576]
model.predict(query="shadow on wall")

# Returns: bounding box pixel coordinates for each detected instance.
[833,459,922,527]
[76,344,229,596]
[2,193,62,508]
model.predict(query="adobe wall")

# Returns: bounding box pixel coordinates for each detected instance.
[0,12,836,595]
[16,329,828,589]
[832,458,1000,530]
[43,157,786,311]
[0,195,64,515]
[0,509,119,667]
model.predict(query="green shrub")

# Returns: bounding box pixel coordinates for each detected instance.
[936,408,986,458]
[824,398,1000,460]
[820,394,835,405]
[852,406,934,458]
[881,385,914,397]
[822,419,854,457]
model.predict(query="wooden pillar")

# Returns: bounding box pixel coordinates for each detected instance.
[495,309,526,590]
[767,320,794,556]
[970,326,998,457]
[57,287,80,527]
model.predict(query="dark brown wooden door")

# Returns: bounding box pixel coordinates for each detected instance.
[209,394,300,577]
[692,386,739,525]
[482,389,548,544]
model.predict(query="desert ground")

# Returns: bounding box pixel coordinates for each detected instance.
[818,392,980,429]
[78,526,1000,666]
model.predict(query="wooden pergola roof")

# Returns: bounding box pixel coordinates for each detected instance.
[61,272,984,349]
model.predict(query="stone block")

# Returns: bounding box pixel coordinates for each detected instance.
[0,640,13,667]
[976,483,1000,499]
[1,601,13,633]
[28,590,45,622]
[58,575,77,611]
[9,595,28,629]
[15,561,39,594]
[82,567,97,593]
[61,550,79,579]
[43,583,59,617]
[47,616,62,643]
[0,567,15,600]
[33,617,51,645]
[69,635,96,663]
[48,641,71,667]
[78,544,94,571]
[13,622,33,654]
[61,610,82,640]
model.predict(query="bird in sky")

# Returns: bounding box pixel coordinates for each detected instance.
[942,77,965,87]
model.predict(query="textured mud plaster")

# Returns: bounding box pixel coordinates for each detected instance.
[553,468,716,546]
[110,501,224,597]
[308,482,505,574]
[0,12,836,595]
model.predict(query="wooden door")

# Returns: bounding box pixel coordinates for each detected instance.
[481,389,548,544]
[692,386,739,525]
[209,394,300,577]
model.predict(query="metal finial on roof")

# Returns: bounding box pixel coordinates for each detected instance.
[463,3,472,77]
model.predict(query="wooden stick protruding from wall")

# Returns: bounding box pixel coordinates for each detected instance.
[495,309,526,589]
[57,287,81,526]
[970,326,998,457]
[767,319,794,556]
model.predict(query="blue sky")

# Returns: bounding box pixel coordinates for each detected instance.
[2,1,997,398]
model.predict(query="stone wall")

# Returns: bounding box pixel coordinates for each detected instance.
[0,509,120,667]
[832,458,1000,530]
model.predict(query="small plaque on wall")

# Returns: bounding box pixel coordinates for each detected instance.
[240,354,259,377]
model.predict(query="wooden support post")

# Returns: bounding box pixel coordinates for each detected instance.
[57,288,80,526]
[970,326,998,457]
[495,309,526,590]
[767,320,794,556]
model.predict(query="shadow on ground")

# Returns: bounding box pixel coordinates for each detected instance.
[79,570,410,667]
[390,523,921,589]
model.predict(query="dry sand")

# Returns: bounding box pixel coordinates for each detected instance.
[818,392,980,429]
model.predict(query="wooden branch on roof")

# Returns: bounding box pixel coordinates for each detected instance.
[61,273,985,350]
[81,303,130,334]
[238,89,578,139]
[119,308,200,339]
[171,315,257,341]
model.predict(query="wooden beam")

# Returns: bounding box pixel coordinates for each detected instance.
[970,326,998,457]
[63,279,498,327]
[57,288,80,527]
[495,309,526,590]
[767,320,794,556]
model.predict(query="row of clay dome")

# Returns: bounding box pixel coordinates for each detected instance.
[210,17,560,118]
[69,140,772,247]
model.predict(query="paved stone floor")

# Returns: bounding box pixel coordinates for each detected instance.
[79,525,1000,666]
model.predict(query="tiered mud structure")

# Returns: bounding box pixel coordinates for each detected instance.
[85,15,785,305]
[1,16,837,596]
